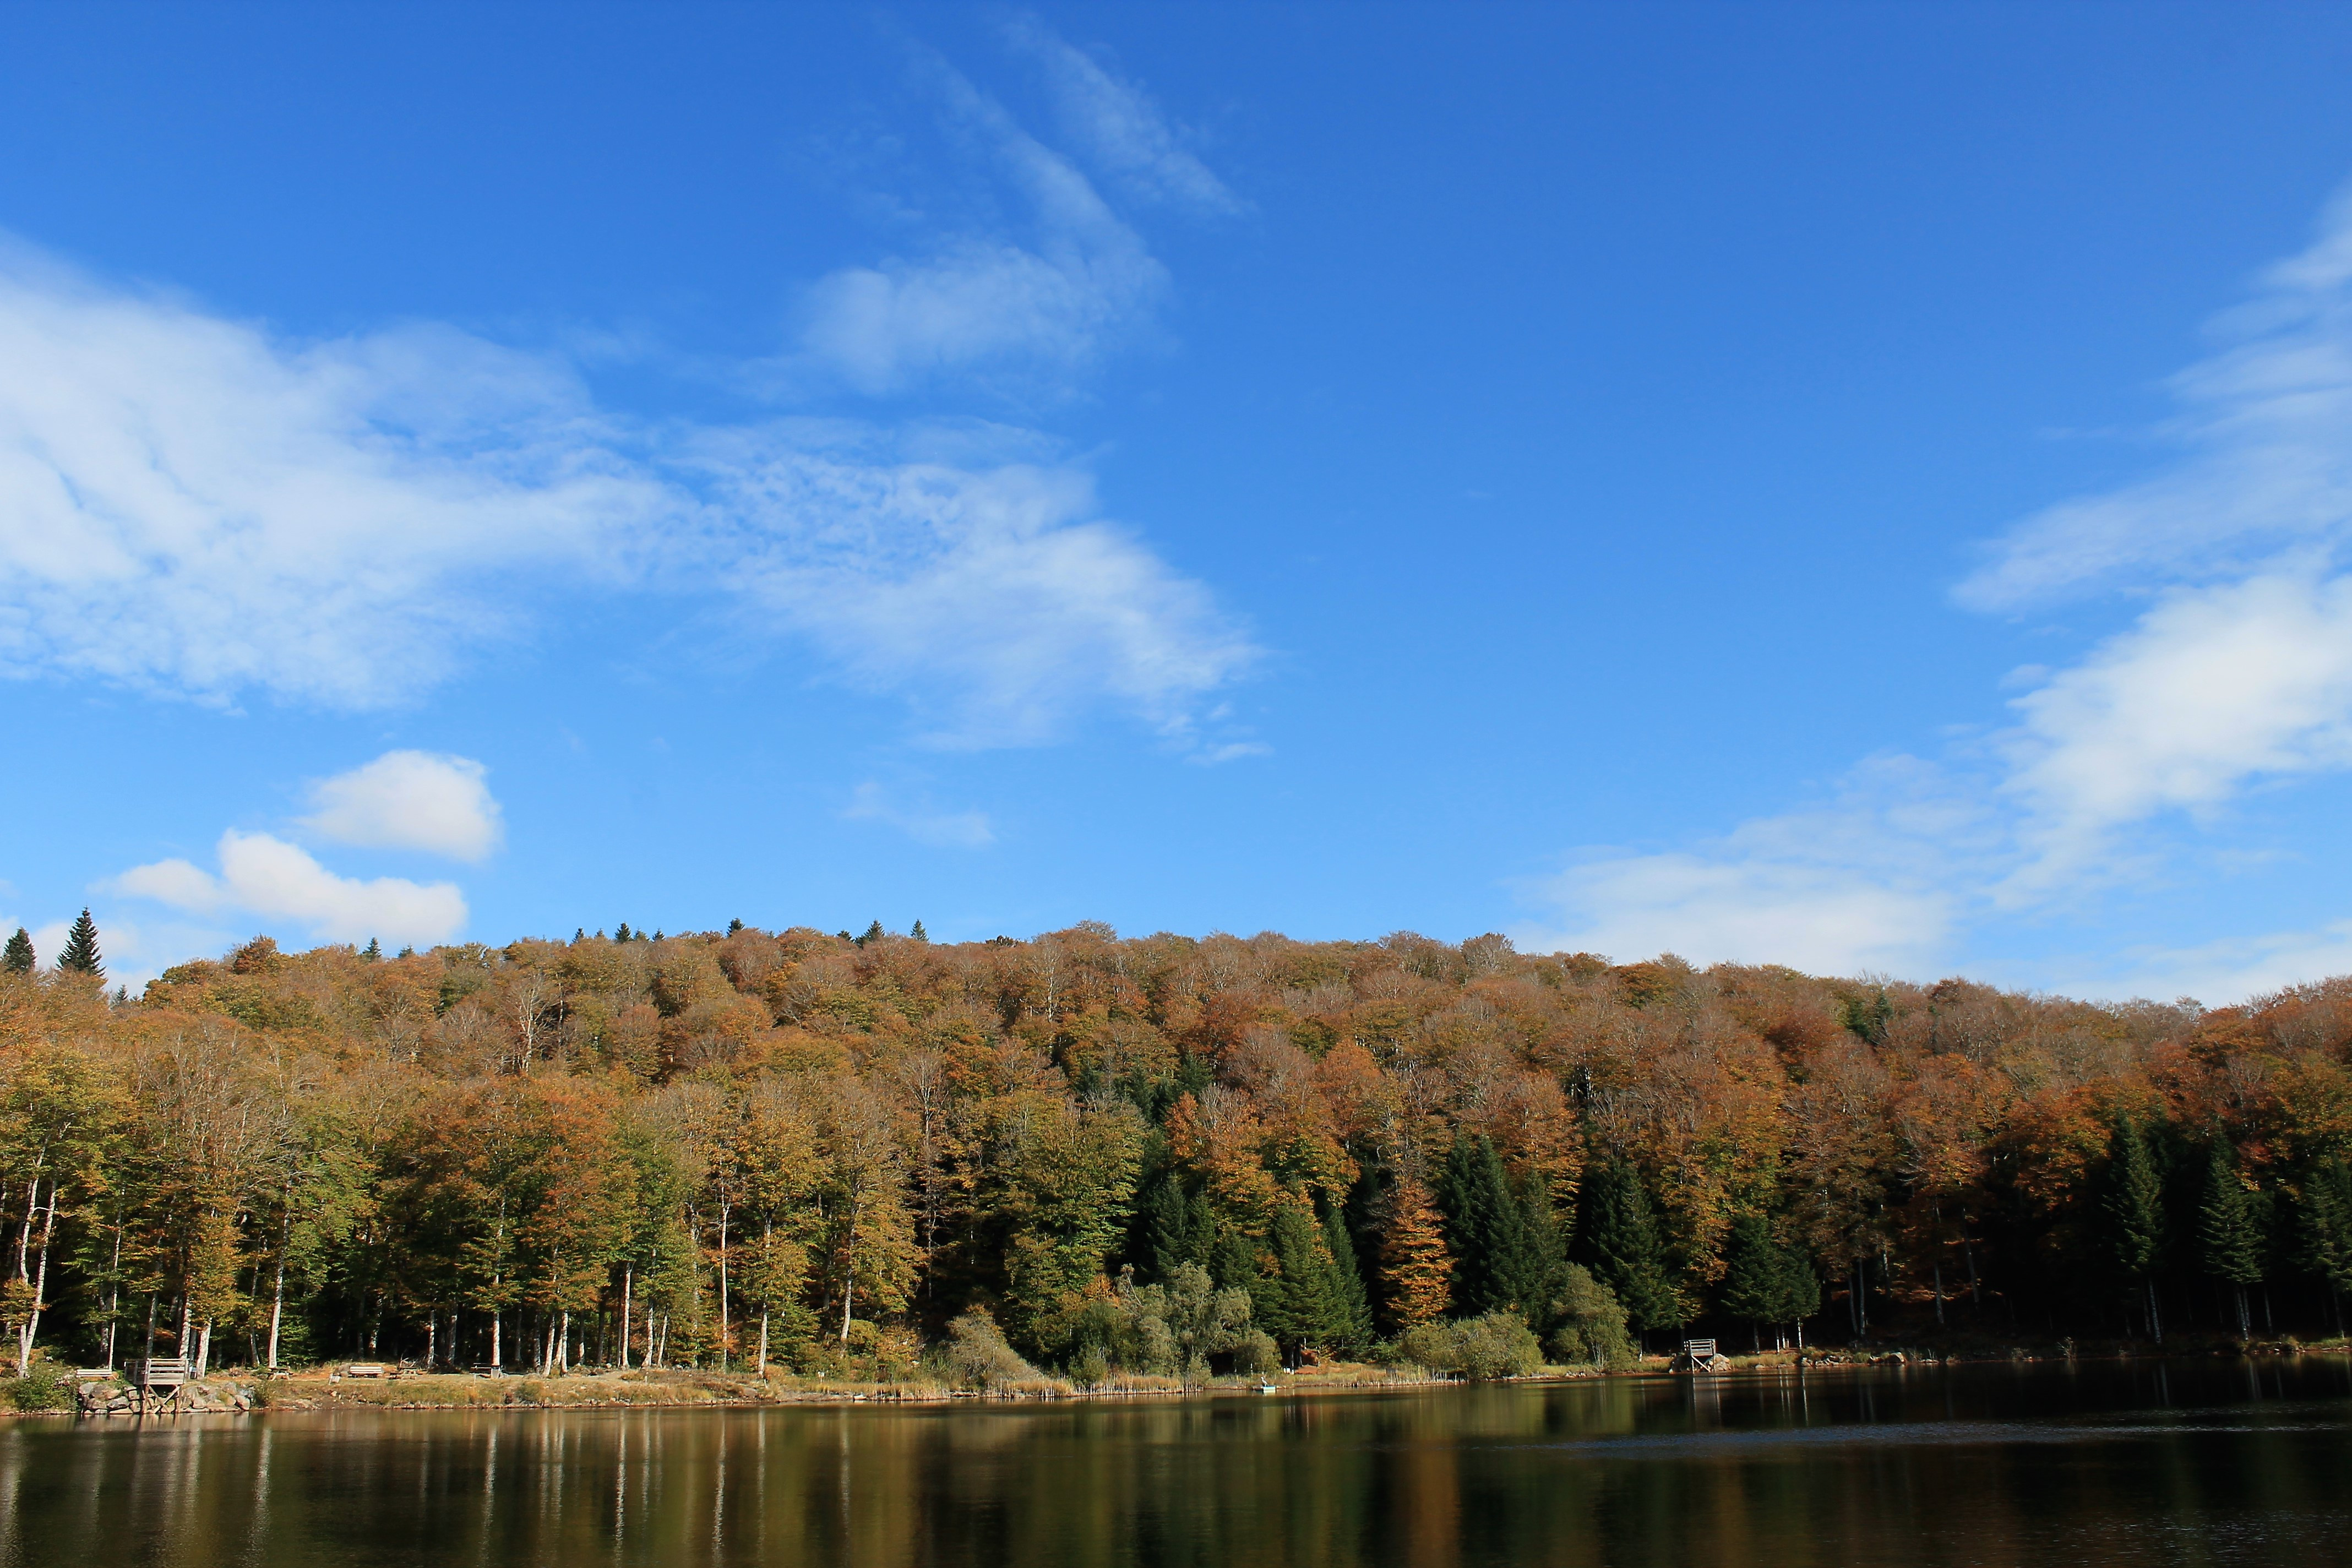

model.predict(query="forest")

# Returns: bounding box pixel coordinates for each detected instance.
[6,916,2352,1387]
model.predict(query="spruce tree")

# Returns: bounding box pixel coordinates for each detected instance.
[614,922,633,942]
[1719,1213,1783,1345]
[1322,1199,1374,1353]
[1144,1173,1201,1281]
[1578,1158,1678,1336]
[363,937,382,961]
[1,927,31,974]
[727,918,744,935]
[2198,1137,2263,1338]
[2101,1117,2167,1342]
[2297,1157,2352,1337]
[911,919,928,942]
[1439,1135,1540,1318]
[1255,1204,1335,1360]
[57,908,102,978]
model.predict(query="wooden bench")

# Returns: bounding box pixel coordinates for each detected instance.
[1681,1338,1718,1360]
[341,1363,393,1380]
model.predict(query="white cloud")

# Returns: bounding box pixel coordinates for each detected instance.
[0,243,1251,743]
[1001,13,1242,216]
[1523,181,2352,993]
[0,245,662,708]
[843,781,995,848]
[1958,182,2352,610]
[1515,759,1970,974]
[704,433,1254,745]
[112,830,467,947]
[301,749,504,862]
[2048,919,2352,1008]
[793,31,1216,395]
[2001,573,2352,887]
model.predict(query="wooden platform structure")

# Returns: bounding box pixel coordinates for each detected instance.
[1674,1338,1727,1373]
[127,1357,192,1412]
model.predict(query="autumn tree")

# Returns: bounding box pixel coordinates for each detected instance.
[1374,1178,1452,1332]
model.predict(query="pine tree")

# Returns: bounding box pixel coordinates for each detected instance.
[57,908,102,978]
[362,937,382,961]
[1322,1199,1374,1353]
[1144,1172,1202,1281]
[614,922,633,942]
[1376,1178,1453,1331]
[1,927,31,974]
[727,918,744,935]
[1578,1158,1678,1336]
[2297,1158,2352,1337]
[2198,1137,2263,1338]
[858,920,885,947]
[1254,1204,1335,1359]
[1438,1134,1544,1320]
[1719,1213,1783,1343]
[911,920,928,942]
[2101,1117,2166,1342]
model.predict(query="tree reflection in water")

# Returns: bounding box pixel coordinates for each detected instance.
[6,1362,2352,1568]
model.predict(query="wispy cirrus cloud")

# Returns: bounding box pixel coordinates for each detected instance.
[0,243,1253,744]
[1000,12,1242,217]
[1520,180,2352,1001]
[0,17,1253,747]
[842,781,995,848]
[791,38,1195,398]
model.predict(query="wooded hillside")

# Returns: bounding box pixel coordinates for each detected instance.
[6,920,2351,1380]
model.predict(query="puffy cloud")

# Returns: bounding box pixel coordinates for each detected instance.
[843,781,995,848]
[301,750,504,862]
[112,830,466,947]
[0,246,661,709]
[0,244,1251,744]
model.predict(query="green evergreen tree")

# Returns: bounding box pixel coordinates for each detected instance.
[2101,1116,2168,1343]
[2198,1137,2263,1338]
[1322,1199,1374,1353]
[57,908,102,977]
[1719,1213,1783,1346]
[1253,1204,1336,1360]
[362,937,382,961]
[911,920,928,942]
[2297,1157,2352,1337]
[1577,1157,1678,1337]
[614,922,633,942]
[858,920,885,946]
[1,927,31,974]
[1438,1134,1542,1319]
[1143,1172,1205,1282]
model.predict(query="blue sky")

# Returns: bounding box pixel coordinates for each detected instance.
[6,3,2352,1001]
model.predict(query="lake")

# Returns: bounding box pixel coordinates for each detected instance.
[6,1360,2350,1567]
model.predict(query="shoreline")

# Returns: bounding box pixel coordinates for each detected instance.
[19,1336,2350,1420]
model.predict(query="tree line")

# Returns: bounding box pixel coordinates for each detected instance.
[6,918,2352,1383]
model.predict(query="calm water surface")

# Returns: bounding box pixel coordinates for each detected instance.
[6,1360,2351,1567]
